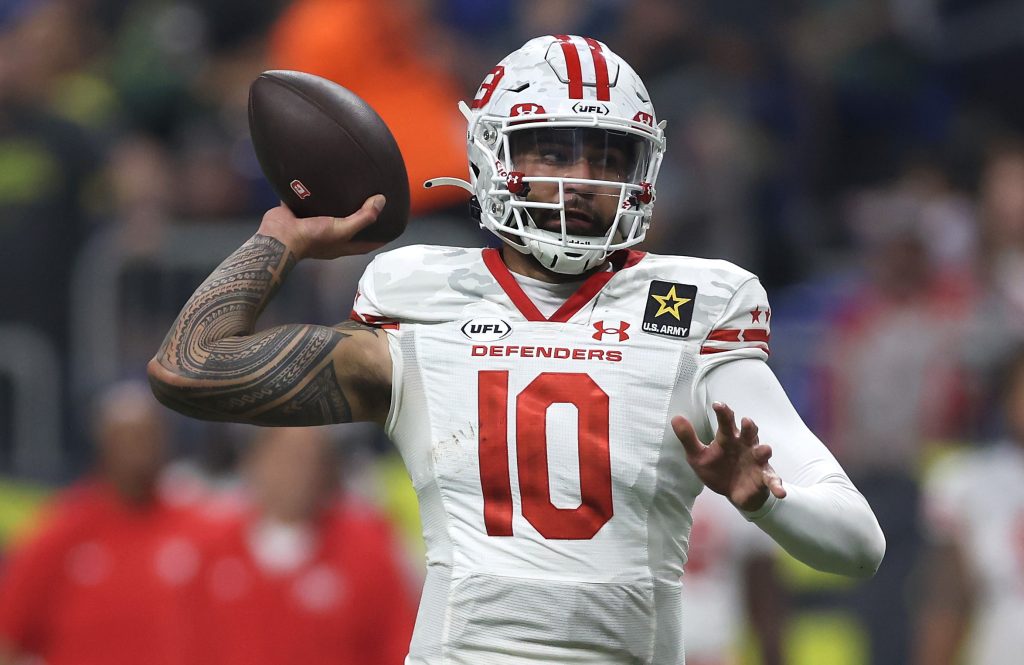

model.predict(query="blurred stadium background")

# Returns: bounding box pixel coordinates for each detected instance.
[3,0,1024,664]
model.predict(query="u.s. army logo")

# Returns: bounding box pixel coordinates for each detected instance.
[643,281,697,338]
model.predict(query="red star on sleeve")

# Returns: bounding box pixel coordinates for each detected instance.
[750,306,762,323]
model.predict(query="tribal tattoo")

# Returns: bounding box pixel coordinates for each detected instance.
[150,234,382,426]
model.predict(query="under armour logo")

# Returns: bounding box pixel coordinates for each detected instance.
[510,103,546,117]
[633,111,654,127]
[506,171,529,195]
[593,321,630,342]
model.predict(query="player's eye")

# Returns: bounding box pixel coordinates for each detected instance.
[588,149,628,180]
[538,144,574,165]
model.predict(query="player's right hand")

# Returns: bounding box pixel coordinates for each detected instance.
[257,194,388,260]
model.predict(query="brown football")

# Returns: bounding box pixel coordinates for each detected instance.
[247,70,410,243]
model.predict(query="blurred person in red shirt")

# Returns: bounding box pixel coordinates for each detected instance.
[0,381,200,665]
[185,425,417,665]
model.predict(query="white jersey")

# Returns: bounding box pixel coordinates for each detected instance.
[922,442,1024,665]
[352,245,772,664]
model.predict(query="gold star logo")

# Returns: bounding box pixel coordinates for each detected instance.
[651,285,691,320]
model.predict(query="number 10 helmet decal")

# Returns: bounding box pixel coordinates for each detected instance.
[425,35,667,275]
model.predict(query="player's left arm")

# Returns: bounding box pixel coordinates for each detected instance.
[675,359,885,577]
[675,275,883,577]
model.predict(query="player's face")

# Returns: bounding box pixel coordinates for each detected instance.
[510,128,646,237]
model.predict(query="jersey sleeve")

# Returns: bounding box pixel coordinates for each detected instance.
[349,256,400,329]
[733,507,779,559]
[696,277,771,376]
[348,245,483,328]
[695,359,885,577]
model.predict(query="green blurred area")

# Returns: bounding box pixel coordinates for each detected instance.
[0,477,50,550]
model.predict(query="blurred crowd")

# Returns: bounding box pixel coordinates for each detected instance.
[0,381,419,665]
[3,0,1024,664]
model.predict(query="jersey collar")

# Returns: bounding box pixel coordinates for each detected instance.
[482,247,645,323]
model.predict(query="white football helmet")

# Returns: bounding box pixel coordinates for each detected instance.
[425,35,666,274]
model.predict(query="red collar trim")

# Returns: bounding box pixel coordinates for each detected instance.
[481,248,646,323]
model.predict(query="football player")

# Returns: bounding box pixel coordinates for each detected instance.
[148,35,885,664]
[915,346,1024,665]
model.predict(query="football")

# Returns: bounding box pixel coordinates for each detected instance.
[247,70,410,243]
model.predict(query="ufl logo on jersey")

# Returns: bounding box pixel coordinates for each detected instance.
[461,318,512,341]
[642,281,697,338]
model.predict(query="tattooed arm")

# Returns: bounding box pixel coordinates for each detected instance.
[147,196,392,426]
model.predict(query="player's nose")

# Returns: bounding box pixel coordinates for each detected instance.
[562,161,598,199]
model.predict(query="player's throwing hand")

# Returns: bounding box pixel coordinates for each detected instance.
[259,194,388,260]
[672,403,787,512]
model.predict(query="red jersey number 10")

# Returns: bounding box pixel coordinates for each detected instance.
[477,371,613,540]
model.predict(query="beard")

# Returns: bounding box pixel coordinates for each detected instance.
[530,195,613,237]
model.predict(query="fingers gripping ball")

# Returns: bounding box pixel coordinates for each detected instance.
[248,70,410,243]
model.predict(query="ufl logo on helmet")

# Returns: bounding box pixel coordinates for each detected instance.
[642,281,697,339]
[572,101,610,115]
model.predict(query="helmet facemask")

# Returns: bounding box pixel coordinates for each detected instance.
[470,113,663,274]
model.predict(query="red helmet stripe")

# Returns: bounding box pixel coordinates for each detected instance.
[554,34,584,99]
[584,37,611,101]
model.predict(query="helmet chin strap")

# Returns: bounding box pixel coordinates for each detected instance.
[519,207,612,275]
[484,212,609,275]
[525,234,608,275]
